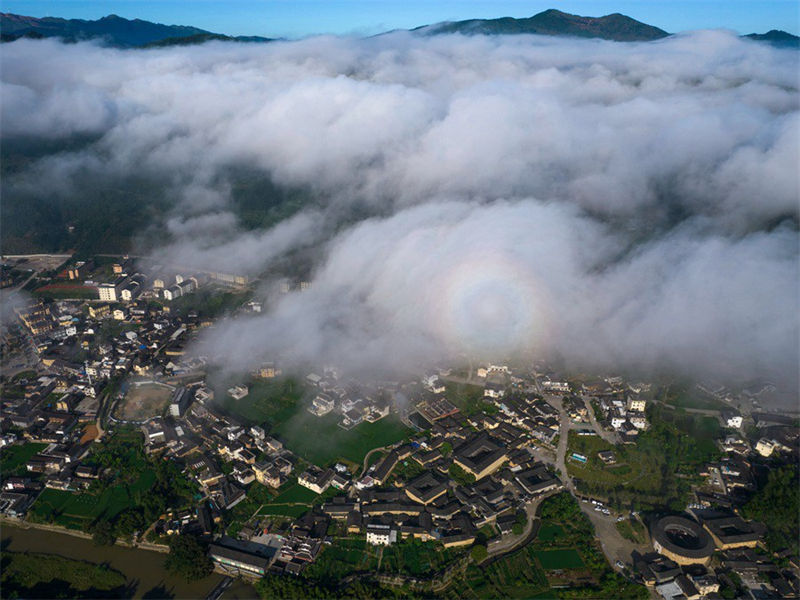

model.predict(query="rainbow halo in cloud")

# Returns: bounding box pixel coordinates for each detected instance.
[433,250,550,357]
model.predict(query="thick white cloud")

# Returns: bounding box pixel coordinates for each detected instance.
[2,31,798,391]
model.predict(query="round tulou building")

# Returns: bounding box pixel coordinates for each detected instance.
[651,515,715,566]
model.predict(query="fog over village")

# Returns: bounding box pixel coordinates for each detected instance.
[3,30,798,390]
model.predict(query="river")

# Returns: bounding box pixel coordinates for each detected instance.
[1,522,258,599]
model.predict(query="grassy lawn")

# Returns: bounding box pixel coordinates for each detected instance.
[21,427,199,533]
[567,403,723,510]
[270,482,319,504]
[218,375,412,466]
[220,378,304,426]
[273,412,413,466]
[1,443,47,475]
[534,549,585,570]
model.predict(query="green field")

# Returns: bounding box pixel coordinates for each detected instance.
[534,549,585,570]
[661,384,730,412]
[218,375,412,466]
[273,412,413,466]
[27,432,158,530]
[444,381,497,416]
[536,523,565,543]
[256,504,310,518]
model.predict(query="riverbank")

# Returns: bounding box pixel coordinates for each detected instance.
[1,521,225,599]
[1,515,170,553]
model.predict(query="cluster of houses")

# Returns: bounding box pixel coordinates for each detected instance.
[138,387,298,513]
[3,258,799,593]
[306,371,392,429]
[594,395,649,439]
[0,260,245,519]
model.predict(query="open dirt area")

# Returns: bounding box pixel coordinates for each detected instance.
[115,381,174,422]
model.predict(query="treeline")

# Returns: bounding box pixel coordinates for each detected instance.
[742,465,799,556]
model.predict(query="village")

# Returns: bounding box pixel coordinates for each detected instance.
[1,253,799,599]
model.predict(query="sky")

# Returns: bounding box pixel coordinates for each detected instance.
[2,0,798,38]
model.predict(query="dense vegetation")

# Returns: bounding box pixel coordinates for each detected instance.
[1,141,313,256]
[742,465,799,556]
[164,535,213,582]
[0,551,130,599]
[28,428,197,539]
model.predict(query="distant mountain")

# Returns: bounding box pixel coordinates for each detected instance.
[1,10,796,48]
[142,32,274,48]
[745,30,800,48]
[0,13,272,47]
[415,9,670,42]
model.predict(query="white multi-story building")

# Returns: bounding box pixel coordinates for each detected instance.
[611,416,627,430]
[97,283,117,302]
[627,398,647,412]
[366,524,397,546]
[542,381,570,393]
[723,413,743,429]
[755,439,776,457]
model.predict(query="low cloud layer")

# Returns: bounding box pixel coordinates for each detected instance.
[2,31,798,389]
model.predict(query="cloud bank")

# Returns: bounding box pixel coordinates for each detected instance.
[2,31,798,389]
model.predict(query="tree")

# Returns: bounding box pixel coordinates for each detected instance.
[164,535,213,582]
[115,508,145,539]
[470,544,488,562]
[91,519,116,546]
[448,463,476,486]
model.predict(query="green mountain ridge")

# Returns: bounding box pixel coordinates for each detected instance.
[0,12,273,47]
[416,8,670,42]
[744,29,800,48]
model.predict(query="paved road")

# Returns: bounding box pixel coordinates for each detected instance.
[359,445,394,478]
[581,394,618,444]
[486,490,556,558]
